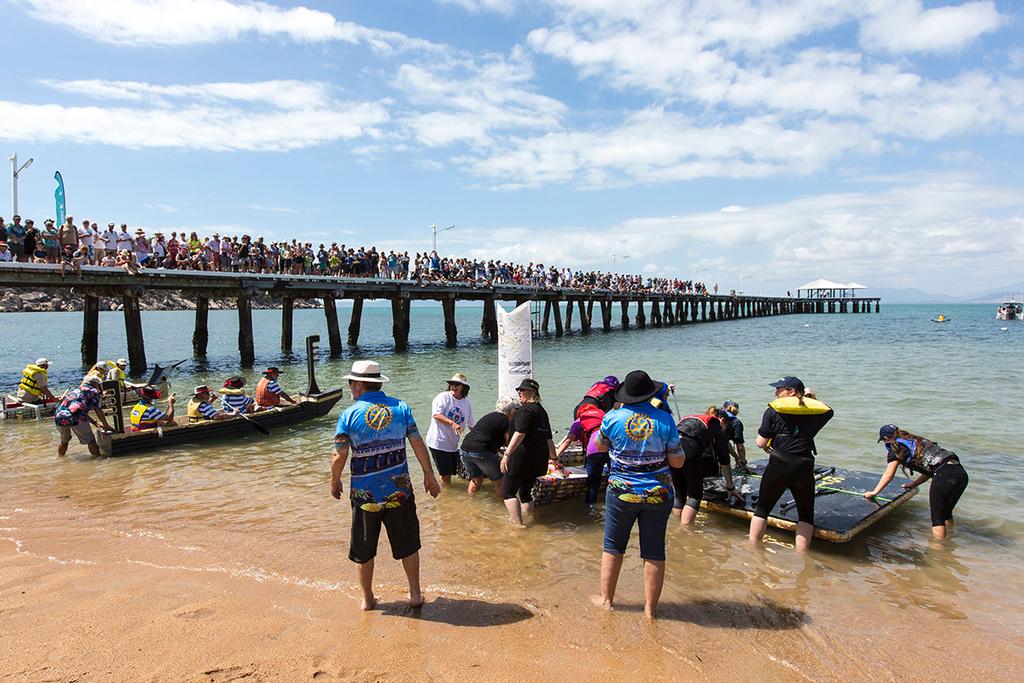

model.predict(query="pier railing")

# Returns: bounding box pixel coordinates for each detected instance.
[0,263,880,374]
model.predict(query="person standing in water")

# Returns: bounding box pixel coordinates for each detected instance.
[592,370,684,618]
[331,360,441,610]
[865,424,969,540]
[500,379,556,525]
[425,373,475,486]
[748,376,833,552]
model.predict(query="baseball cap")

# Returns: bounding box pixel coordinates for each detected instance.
[769,376,805,392]
[878,424,898,442]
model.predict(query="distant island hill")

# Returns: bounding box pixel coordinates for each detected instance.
[0,263,879,375]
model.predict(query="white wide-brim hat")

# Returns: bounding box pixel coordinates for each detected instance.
[343,360,389,383]
[447,373,470,387]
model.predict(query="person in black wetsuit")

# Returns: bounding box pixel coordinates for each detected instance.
[672,407,741,528]
[865,424,969,540]
[748,376,834,552]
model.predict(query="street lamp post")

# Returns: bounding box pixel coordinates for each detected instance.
[612,254,630,271]
[431,223,455,253]
[9,153,34,216]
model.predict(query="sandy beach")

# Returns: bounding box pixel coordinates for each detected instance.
[3,491,1021,682]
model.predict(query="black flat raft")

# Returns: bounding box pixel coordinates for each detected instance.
[701,459,918,542]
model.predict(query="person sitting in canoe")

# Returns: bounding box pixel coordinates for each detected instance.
[128,385,177,432]
[865,424,969,541]
[255,367,297,409]
[187,385,234,423]
[218,376,255,414]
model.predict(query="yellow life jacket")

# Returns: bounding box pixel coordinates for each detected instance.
[186,398,214,422]
[128,401,158,431]
[768,396,832,415]
[19,365,48,397]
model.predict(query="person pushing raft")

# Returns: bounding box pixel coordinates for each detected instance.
[748,376,833,552]
[865,424,969,540]
[672,407,742,527]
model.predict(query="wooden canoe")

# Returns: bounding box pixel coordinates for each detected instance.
[95,389,344,457]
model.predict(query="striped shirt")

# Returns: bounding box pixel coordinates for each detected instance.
[194,400,219,419]
[221,393,254,412]
[262,380,281,394]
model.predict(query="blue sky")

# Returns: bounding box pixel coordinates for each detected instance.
[2,0,1022,295]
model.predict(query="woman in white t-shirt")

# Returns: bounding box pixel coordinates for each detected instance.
[425,373,475,485]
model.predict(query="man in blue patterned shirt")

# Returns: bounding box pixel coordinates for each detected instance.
[332,360,441,611]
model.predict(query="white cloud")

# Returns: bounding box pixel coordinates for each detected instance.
[459,109,881,188]
[859,0,1002,54]
[243,204,297,213]
[395,50,567,147]
[720,205,747,213]
[19,0,440,51]
[0,79,389,151]
[41,79,332,110]
[442,178,1023,291]
[437,0,517,15]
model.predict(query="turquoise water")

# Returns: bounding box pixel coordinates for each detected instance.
[1,301,1022,641]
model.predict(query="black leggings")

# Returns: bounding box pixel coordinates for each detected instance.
[929,463,968,527]
[671,456,720,510]
[753,456,815,524]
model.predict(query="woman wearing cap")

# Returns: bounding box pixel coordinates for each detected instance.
[500,379,556,525]
[460,397,518,498]
[865,425,969,540]
[592,370,683,618]
[719,400,748,470]
[425,373,476,486]
[749,376,833,552]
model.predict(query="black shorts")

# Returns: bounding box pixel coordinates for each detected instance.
[349,498,421,564]
[753,456,816,524]
[429,448,460,476]
[501,471,537,503]
[929,463,968,527]
[670,456,720,510]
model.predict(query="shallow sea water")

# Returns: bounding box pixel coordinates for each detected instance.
[1,301,1022,659]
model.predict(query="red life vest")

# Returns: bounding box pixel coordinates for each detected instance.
[574,380,617,419]
[677,414,714,442]
[255,378,280,407]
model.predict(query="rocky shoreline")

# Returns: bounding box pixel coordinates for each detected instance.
[0,288,322,313]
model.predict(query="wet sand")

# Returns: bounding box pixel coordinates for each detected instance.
[2,496,1021,682]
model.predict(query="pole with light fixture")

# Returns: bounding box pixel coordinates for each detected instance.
[9,153,34,216]
[612,254,630,270]
[431,223,455,253]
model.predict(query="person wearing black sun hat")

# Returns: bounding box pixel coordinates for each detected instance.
[499,378,555,525]
[592,370,684,619]
[749,376,833,552]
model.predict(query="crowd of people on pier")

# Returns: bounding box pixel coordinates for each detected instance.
[0,213,720,296]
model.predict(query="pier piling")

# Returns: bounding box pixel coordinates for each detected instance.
[348,297,363,346]
[81,294,100,368]
[542,301,552,333]
[620,301,630,330]
[553,299,564,336]
[442,297,458,347]
[280,296,293,353]
[565,299,575,333]
[636,300,646,329]
[392,297,411,350]
[121,294,147,376]
[324,296,343,356]
[193,296,209,358]
[236,295,254,367]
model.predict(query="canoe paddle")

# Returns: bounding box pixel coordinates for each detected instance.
[236,411,271,436]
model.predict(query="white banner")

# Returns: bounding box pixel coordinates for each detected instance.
[496,301,533,401]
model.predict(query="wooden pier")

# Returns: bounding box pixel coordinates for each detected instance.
[0,264,880,375]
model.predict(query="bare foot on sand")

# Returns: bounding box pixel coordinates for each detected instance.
[361,595,377,611]
[590,595,613,611]
[644,606,657,620]
[409,593,424,609]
